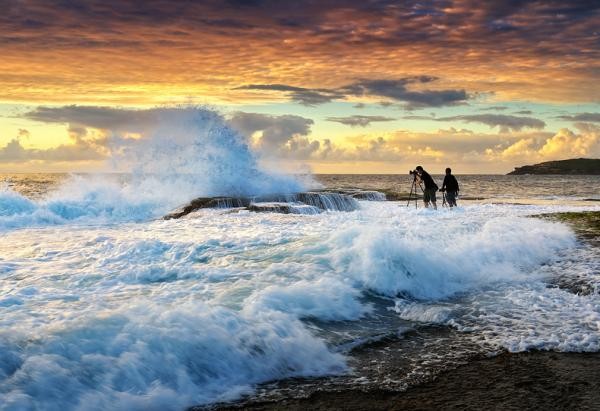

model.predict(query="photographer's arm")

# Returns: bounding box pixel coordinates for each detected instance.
[441,175,448,191]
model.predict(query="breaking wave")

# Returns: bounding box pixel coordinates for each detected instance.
[1,200,598,410]
[0,107,304,230]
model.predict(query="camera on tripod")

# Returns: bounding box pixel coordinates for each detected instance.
[409,169,418,176]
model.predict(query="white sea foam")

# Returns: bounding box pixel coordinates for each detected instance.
[327,212,575,299]
[244,277,371,321]
[1,191,599,409]
[456,285,600,352]
[0,301,345,410]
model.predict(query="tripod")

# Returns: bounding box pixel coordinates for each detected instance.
[406,174,424,208]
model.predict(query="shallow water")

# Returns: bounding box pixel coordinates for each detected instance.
[0,173,599,410]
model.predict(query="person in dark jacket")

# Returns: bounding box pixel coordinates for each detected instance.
[415,166,438,209]
[440,167,459,207]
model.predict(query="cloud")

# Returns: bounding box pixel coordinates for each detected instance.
[539,123,600,157]
[326,115,395,127]
[339,77,469,108]
[9,104,600,174]
[513,110,533,115]
[435,114,546,132]
[1,1,599,105]
[17,129,30,139]
[228,112,319,158]
[233,84,343,106]
[401,113,546,132]
[479,106,508,111]
[237,77,469,108]
[402,115,434,120]
[484,123,600,163]
[20,106,320,163]
[23,105,160,131]
[20,106,322,163]
[0,138,105,163]
[3,106,128,165]
[557,113,600,122]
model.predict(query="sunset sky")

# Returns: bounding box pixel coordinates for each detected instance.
[1,0,599,173]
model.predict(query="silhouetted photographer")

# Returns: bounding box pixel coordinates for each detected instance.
[440,167,459,207]
[411,166,438,209]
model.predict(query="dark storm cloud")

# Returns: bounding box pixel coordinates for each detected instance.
[237,77,469,108]
[326,115,396,127]
[557,113,600,122]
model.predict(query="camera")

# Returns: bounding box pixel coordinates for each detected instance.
[409,170,418,175]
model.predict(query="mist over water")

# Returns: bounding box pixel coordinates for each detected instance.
[114,107,304,199]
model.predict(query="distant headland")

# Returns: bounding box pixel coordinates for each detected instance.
[508,158,600,175]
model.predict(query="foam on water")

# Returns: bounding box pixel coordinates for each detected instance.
[327,210,575,299]
[244,277,371,321]
[0,302,345,410]
[1,200,598,409]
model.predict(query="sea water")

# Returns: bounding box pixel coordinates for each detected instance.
[0,108,599,410]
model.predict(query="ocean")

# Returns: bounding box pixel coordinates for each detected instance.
[0,171,599,410]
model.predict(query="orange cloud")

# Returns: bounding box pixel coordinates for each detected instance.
[0,1,598,104]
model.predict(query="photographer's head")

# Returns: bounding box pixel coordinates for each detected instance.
[446,167,451,175]
[415,165,423,175]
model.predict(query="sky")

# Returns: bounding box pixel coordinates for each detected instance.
[0,0,599,174]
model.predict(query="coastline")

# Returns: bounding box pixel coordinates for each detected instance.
[198,210,600,411]
[208,351,600,411]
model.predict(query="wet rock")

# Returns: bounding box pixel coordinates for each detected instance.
[164,191,363,219]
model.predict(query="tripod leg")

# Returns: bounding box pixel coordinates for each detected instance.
[414,181,418,208]
[406,180,414,207]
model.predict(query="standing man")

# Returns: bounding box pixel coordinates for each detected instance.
[415,166,438,209]
[441,167,459,207]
